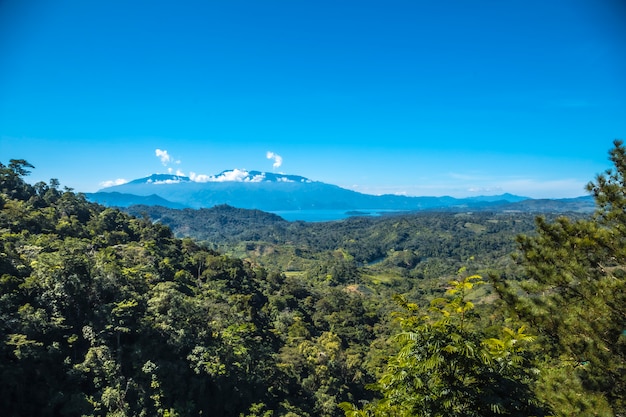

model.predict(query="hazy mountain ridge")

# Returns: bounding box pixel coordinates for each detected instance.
[87,171,594,215]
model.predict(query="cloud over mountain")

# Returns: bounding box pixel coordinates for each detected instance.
[99,178,128,187]
[89,169,556,214]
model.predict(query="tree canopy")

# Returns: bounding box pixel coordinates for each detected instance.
[2,141,624,416]
[340,273,548,416]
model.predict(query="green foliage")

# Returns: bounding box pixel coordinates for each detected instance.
[340,273,548,417]
[126,204,551,270]
[129,202,571,309]
[3,150,619,417]
[0,160,387,416]
[0,163,282,416]
[494,139,626,415]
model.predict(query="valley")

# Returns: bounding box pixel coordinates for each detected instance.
[1,149,623,416]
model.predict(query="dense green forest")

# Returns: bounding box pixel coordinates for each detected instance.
[122,204,576,292]
[1,141,625,416]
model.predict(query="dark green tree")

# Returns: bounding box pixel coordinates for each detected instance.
[494,139,626,415]
[0,159,35,200]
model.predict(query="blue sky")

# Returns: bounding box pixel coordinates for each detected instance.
[1,0,625,198]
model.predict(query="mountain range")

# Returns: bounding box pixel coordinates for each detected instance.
[86,170,595,216]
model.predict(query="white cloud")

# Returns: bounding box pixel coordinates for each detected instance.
[99,178,128,188]
[152,179,182,184]
[189,172,212,182]
[156,149,172,165]
[249,173,266,182]
[266,151,283,169]
[175,169,186,177]
[190,169,253,183]
[214,169,250,182]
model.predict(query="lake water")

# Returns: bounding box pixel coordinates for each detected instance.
[268,209,407,222]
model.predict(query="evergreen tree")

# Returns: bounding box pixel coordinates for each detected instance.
[494,139,626,415]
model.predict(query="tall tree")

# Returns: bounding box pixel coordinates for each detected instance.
[495,139,626,415]
[0,159,35,200]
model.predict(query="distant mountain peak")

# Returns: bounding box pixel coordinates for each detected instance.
[237,170,313,184]
[197,169,313,184]
[120,170,314,188]
[128,174,191,185]
[91,170,562,215]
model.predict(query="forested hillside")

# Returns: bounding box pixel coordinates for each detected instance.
[123,204,595,311]
[2,141,625,416]
[1,160,397,416]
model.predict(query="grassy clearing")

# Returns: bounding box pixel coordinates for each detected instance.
[362,270,403,285]
[464,222,487,233]
[283,270,307,278]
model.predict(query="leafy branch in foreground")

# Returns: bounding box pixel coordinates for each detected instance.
[340,272,548,417]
